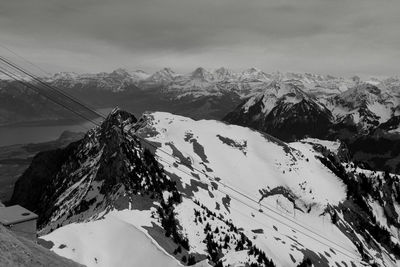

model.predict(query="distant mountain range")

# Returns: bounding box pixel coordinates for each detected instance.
[1,67,399,128]
[2,67,400,174]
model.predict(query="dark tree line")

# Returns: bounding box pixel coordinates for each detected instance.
[316,147,400,259]
[193,200,275,267]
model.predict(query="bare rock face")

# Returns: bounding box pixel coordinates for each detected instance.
[10,109,175,230]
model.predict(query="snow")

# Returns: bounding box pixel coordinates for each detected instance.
[327,82,399,128]
[38,108,400,267]
[41,67,400,126]
[368,101,392,123]
[141,112,346,206]
[135,112,367,266]
[42,210,182,267]
[369,199,389,229]
[300,138,341,154]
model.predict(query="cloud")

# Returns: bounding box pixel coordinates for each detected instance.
[0,0,399,76]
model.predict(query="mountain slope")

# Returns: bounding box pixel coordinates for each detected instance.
[137,112,400,266]
[9,109,215,266]
[224,81,334,141]
[2,67,399,129]
[8,109,400,266]
[222,78,400,177]
[0,224,81,267]
[42,215,183,267]
[326,83,396,131]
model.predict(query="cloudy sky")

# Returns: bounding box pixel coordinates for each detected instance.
[1,0,399,76]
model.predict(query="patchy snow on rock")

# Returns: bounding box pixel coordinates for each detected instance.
[134,111,370,266]
[31,109,400,267]
[299,138,341,154]
[140,112,346,206]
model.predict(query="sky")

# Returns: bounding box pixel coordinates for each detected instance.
[1,0,399,77]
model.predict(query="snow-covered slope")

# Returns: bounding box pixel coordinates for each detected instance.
[140,111,345,206]
[327,83,397,130]
[10,109,400,267]
[135,112,400,266]
[42,211,183,267]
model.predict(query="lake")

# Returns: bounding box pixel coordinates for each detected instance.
[0,108,113,147]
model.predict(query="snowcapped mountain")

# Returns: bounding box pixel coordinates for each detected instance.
[239,67,272,82]
[9,109,400,267]
[40,67,393,111]
[326,83,397,131]
[139,67,178,88]
[283,73,354,99]
[222,74,400,139]
[162,68,220,99]
[40,67,278,98]
[139,67,273,99]
[36,67,364,101]
[3,66,394,102]
[46,68,146,93]
[213,67,236,81]
[220,75,400,176]
[1,66,399,138]
[224,80,334,141]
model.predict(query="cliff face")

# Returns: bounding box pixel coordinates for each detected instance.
[10,109,143,227]
[9,144,78,219]
[10,109,180,236]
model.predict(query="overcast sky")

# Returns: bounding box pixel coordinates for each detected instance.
[1,0,399,77]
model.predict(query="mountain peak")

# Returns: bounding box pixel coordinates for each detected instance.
[244,67,261,73]
[110,68,131,78]
[145,67,177,84]
[130,69,150,80]
[51,71,79,80]
[160,67,176,75]
[214,67,234,80]
[190,67,212,80]
[339,83,382,105]
[100,108,137,134]
[240,67,270,81]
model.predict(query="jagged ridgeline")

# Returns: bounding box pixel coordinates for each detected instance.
[10,109,180,227]
[8,108,400,267]
[9,109,275,266]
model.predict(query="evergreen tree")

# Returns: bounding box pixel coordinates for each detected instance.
[187,255,196,265]
[331,211,338,224]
